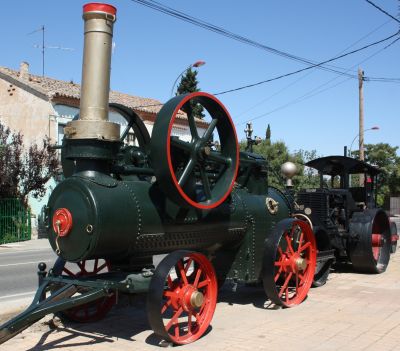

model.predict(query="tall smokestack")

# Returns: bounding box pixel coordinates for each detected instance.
[64,3,120,141]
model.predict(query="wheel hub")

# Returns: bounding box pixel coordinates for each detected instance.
[190,291,204,308]
[295,257,307,271]
[282,253,308,274]
[181,285,204,311]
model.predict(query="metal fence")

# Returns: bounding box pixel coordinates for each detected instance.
[390,197,400,216]
[0,198,31,244]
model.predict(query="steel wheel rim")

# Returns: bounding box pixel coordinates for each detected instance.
[148,251,218,344]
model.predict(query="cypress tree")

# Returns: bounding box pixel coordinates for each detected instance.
[176,68,204,119]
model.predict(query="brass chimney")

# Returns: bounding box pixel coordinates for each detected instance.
[64,3,120,141]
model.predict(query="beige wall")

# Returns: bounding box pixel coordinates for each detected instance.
[0,78,57,145]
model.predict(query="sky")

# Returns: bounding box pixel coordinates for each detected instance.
[1,0,399,157]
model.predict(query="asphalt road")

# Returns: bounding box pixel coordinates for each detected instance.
[0,246,56,304]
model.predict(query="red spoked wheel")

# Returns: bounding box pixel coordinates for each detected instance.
[147,251,218,344]
[262,219,317,307]
[52,257,116,322]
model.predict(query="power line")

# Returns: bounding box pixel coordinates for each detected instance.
[213,31,400,96]
[238,35,400,125]
[129,0,399,99]
[129,0,360,77]
[364,0,400,24]
[235,20,392,119]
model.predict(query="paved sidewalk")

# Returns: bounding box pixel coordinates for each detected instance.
[1,248,400,351]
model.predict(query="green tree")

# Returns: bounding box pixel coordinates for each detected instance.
[240,138,318,191]
[352,143,400,206]
[292,149,320,189]
[0,122,59,205]
[176,67,204,119]
[265,124,271,145]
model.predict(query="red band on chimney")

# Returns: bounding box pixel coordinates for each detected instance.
[83,3,117,15]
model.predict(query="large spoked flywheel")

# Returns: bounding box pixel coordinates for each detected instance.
[147,250,218,344]
[262,219,317,307]
[61,103,151,177]
[151,92,239,209]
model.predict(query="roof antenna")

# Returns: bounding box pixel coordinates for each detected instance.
[28,25,74,77]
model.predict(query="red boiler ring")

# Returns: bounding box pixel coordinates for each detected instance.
[52,208,73,237]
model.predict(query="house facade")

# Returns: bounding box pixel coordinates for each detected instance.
[0,62,208,236]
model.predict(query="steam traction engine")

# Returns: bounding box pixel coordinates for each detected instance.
[0,3,317,345]
[295,155,394,287]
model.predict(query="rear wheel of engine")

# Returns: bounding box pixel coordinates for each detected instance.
[51,257,116,322]
[348,209,391,273]
[262,219,317,307]
[147,250,218,344]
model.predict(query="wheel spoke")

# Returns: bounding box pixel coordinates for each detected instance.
[285,234,295,254]
[171,137,193,153]
[96,262,107,273]
[297,231,304,252]
[197,279,210,288]
[200,169,212,200]
[186,104,199,140]
[166,307,183,331]
[93,259,99,273]
[120,119,134,141]
[184,258,193,275]
[279,272,293,297]
[62,267,75,277]
[161,299,171,314]
[177,260,189,285]
[77,261,87,274]
[178,159,196,186]
[193,268,203,287]
[202,118,218,141]
[167,275,173,288]
[274,266,283,282]
[163,291,175,298]
[299,242,311,252]
[188,312,193,334]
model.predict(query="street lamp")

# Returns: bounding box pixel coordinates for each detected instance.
[349,126,379,157]
[170,60,206,97]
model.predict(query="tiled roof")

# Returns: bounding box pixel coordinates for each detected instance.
[0,66,163,114]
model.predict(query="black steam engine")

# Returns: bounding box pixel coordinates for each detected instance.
[0,3,395,347]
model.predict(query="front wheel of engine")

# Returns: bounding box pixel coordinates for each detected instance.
[147,250,218,344]
[262,219,317,307]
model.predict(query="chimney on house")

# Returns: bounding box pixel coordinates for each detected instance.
[19,61,29,80]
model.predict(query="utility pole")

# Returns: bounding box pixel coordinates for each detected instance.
[358,67,365,186]
[358,67,365,162]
